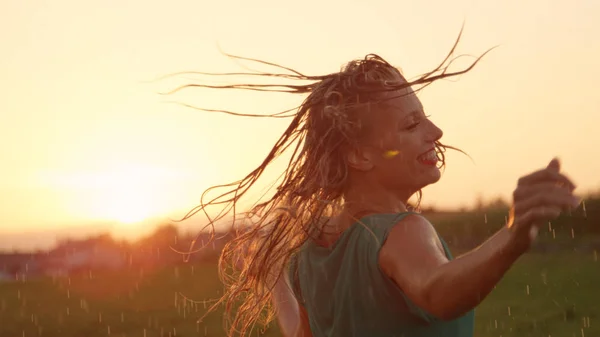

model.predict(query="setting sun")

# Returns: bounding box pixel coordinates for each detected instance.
[37,162,198,232]
[92,188,158,225]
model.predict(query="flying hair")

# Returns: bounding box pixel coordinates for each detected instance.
[162,28,493,337]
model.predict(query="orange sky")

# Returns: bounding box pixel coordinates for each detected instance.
[1,0,599,249]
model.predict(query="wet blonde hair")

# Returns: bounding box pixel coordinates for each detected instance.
[166,30,490,336]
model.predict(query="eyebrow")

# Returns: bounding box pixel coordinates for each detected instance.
[405,110,422,119]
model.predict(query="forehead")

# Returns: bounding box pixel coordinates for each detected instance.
[380,88,423,116]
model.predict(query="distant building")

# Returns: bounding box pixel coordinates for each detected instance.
[0,253,41,280]
[40,235,125,276]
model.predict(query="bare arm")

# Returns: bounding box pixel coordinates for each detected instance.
[379,158,578,320]
[379,214,524,320]
[271,274,312,337]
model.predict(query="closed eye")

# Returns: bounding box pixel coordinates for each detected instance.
[406,115,430,130]
[406,122,420,130]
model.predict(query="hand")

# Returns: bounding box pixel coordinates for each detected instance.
[507,158,580,247]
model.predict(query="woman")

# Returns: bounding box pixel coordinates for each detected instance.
[173,35,580,337]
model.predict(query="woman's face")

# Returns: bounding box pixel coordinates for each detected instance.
[358,87,444,195]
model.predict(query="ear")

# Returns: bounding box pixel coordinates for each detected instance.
[346,145,375,171]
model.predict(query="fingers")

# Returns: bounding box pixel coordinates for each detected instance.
[517,169,576,191]
[510,158,579,244]
[513,184,581,214]
[547,158,560,171]
[515,205,562,226]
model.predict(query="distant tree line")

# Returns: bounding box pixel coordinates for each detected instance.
[431,193,600,252]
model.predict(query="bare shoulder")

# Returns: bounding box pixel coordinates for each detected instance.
[378,213,448,289]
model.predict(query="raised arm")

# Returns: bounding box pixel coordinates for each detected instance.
[271,273,312,337]
[379,158,579,320]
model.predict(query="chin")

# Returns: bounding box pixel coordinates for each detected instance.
[421,167,442,186]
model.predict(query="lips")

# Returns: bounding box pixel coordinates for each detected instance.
[417,148,438,166]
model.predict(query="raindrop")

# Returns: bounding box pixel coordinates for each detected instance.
[507,306,511,316]
[18,290,21,299]
[484,214,488,224]
[143,329,147,337]
[120,312,124,323]
[66,307,70,316]
[526,285,530,295]
[582,200,587,218]
[191,266,194,275]
[67,290,70,299]
[594,250,597,262]
[541,272,547,285]
[548,222,552,232]
[107,326,111,335]
[494,320,497,328]
[552,229,556,239]
[99,312,102,323]
[571,228,575,239]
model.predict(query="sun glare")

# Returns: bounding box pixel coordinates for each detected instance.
[98,189,158,225]
[47,163,193,230]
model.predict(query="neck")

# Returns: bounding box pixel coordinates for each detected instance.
[343,174,413,215]
[315,175,416,247]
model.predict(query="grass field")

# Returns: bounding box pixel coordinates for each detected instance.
[0,251,598,337]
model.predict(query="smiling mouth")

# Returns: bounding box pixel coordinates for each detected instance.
[417,149,438,165]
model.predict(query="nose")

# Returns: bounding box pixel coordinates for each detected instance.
[426,119,443,142]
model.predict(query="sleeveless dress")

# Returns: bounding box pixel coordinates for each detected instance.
[288,212,475,337]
